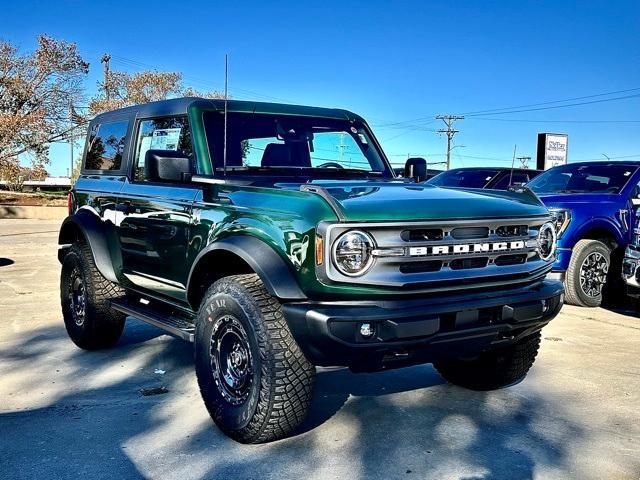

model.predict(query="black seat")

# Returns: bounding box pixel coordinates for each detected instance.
[261,143,311,168]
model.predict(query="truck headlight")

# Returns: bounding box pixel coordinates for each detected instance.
[549,208,571,238]
[332,230,374,276]
[537,222,557,261]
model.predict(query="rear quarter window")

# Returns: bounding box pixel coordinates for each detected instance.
[84,120,129,171]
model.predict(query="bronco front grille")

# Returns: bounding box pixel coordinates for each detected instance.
[317,216,553,293]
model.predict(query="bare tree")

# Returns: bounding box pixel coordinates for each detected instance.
[90,70,183,114]
[88,63,248,159]
[182,86,225,99]
[0,35,89,180]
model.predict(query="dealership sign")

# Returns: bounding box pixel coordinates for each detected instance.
[536,133,568,170]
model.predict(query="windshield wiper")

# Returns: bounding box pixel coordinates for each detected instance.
[215,166,385,177]
[318,168,383,176]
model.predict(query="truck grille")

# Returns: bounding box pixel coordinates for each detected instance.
[318,217,553,293]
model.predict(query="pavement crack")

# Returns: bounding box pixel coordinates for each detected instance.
[579,315,640,331]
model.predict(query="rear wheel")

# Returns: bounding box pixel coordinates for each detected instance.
[565,239,610,307]
[434,332,541,391]
[60,242,126,350]
[194,274,315,443]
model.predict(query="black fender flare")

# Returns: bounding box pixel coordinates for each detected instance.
[186,236,306,308]
[58,210,122,283]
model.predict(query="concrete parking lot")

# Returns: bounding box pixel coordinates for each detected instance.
[0,219,638,480]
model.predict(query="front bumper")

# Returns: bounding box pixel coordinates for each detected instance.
[622,247,640,295]
[283,280,564,371]
[552,247,572,273]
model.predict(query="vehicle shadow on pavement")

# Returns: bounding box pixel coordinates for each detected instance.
[197,363,584,480]
[0,321,195,479]
[0,322,584,480]
[298,365,447,434]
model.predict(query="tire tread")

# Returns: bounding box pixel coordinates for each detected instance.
[60,242,125,349]
[565,239,610,307]
[434,332,542,391]
[196,274,315,443]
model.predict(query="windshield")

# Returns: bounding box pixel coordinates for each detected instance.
[427,169,500,188]
[527,163,637,194]
[202,112,391,177]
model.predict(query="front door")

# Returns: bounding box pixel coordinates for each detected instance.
[116,115,197,302]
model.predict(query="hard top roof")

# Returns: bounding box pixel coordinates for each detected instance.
[446,166,541,172]
[553,160,640,167]
[92,97,364,123]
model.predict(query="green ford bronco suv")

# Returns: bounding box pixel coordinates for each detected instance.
[58,97,563,443]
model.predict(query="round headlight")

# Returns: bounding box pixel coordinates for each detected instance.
[332,230,375,276]
[537,222,557,261]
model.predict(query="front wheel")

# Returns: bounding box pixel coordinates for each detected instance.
[194,274,315,443]
[565,239,611,307]
[433,332,541,391]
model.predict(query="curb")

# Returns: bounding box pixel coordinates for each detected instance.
[0,206,67,220]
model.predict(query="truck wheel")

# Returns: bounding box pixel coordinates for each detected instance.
[565,239,610,307]
[433,331,541,391]
[60,242,126,350]
[194,274,315,443]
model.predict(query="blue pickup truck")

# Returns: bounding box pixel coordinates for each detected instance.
[527,161,640,307]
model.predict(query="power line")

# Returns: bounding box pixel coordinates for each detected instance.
[465,93,640,117]
[386,152,640,164]
[108,54,294,103]
[370,86,640,128]
[461,86,640,116]
[468,117,640,124]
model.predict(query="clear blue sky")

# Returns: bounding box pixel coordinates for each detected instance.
[5,0,640,176]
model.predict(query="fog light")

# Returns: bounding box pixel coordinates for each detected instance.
[360,323,374,338]
[542,299,549,313]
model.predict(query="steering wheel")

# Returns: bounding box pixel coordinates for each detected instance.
[317,162,344,169]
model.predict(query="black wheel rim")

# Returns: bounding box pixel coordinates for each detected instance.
[579,252,609,298]
[68,267,86,326]
[210,315,253,406]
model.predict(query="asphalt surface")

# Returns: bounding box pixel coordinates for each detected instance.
[0,219,638,480]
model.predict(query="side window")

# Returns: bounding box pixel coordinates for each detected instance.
[133,116,193,181]
[84,120,129,171]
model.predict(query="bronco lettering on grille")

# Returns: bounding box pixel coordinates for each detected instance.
[409,240,525,257]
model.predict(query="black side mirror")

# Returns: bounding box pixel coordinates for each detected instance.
[405,157,427,183]
[144,149,191,182]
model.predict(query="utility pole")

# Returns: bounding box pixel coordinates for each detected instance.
[69,103,74,180]
[436,115,464,170]
[516,156,531,169]
[101,54,111,101]
[337,132,346,162]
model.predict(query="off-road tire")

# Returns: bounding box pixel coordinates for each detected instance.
[60,242,126,350]
[630,296,640,314]
[194,274,315,443]
[433,331,541,391]
[565,239,611,307]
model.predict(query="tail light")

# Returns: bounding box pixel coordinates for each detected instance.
[67,192,73,215]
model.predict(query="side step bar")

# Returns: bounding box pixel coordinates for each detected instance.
[110,298,196,342]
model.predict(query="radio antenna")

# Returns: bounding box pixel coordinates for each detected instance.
[509,144,517,187]
[223,54,228,178]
